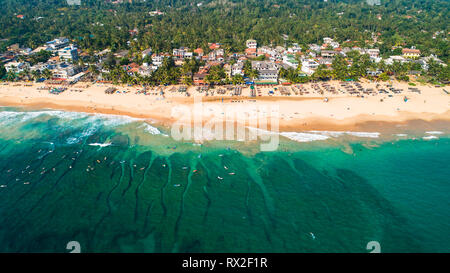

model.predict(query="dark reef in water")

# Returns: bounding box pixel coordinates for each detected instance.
[0,109,448,252]
[0,129,428,253]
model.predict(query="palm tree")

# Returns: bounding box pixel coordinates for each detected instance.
[31,70,41,81]
[88,65,99,79]
[181,75,193,86]
[248,69,259,81]
[0,65,6,79]
[6,71,16,81]
[42,69,53,80]
[231,74,244,85]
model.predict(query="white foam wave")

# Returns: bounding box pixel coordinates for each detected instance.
[89,143,112,147]
[247,128,381,143]
[280,132,330,142]
[425,131,444,135]
[346,132,380,138]
[309,130,380,138]
[88,113,143,127]
[247,127,278,135]
[0,111,47,125]
[423,136,439,140]
[139,123,161,135]
[0,109,147,130]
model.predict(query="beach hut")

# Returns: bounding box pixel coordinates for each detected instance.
[105,87,117,94]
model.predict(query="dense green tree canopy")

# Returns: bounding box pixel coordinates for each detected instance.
[0,0,448,63]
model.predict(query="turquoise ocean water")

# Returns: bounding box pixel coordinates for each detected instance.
[0,107,448,253]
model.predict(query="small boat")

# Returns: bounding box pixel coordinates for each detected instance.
[0,185,7,188]
[217,176,224,180]
[182,166,188,170]
[24,182,30,185]
[229,173,235,175]
[310,232,316,240]
[174,184,181,187]
[224,166,228,170]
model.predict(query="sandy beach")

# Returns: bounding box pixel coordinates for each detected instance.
[0,80,449,133]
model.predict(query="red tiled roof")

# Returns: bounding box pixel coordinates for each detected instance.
[194,48,204,54]
[402,48,421,54]
[209,43,220,50]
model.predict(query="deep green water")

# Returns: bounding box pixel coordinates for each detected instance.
[0,107,448,253]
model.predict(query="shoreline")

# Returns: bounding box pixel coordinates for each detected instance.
[1,80,449,134]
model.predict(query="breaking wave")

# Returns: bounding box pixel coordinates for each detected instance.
[423,135,439,140]
[309,130,380,138]
[138,123,162,135]
[425,131,444,135]
[280,132,330,142]
[0,109,163,144]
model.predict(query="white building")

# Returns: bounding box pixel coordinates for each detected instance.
[149,10,165,16]
[282,54,299,69]
[173,47,193,60]
[323,37,334,44]
[309,44,321,52]
[246,39,257,49]
[5,61,30,73]
[301,59,319,75]
[208,49,225,62]
[142,48,152,58]
[231,62,244,76]
[385,56,408,65]
[251,61,280,82]
[58,45,78,61]
[258,46,283,61]
[287,43,302,54]
[46,37,70,51]
[367,49,380,59]
[321,50,338,58]
[138,63,157,76]
[151,54,167,67]
[52,63,80,79]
